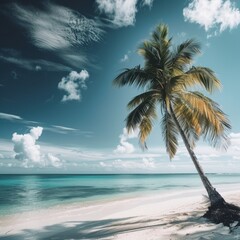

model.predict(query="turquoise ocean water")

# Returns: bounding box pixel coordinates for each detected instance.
[0,174,239,216]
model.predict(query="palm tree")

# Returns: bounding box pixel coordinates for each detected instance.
[113,24,231,208]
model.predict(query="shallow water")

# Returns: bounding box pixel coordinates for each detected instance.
[0,173,239,215]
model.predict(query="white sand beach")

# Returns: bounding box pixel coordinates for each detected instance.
[1,184,240,240]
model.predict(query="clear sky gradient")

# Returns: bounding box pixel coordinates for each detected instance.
[0,0,240,173]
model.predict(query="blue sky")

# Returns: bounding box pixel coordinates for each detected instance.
[0,0,240,173]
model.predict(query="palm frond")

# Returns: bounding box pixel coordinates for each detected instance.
[174,67,221,93]
[157,24,169,40]
[180,91,231,149]
[139,104,157,148]
[151,24,170,47]
[173,98,201,148]
[127,90,162,109]
[126,97,156,131]
[161,110,179,159]
[113,65,151,88]
[138,41,160,64]
[171,39,201,71]
[139,24,172,71]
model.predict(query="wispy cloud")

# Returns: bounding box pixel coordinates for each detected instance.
[0,111,39,125]
[58,70,89,102]
[42,125,92,136]
[52,125,77,132]
[10,3,103,50]
[0,50,72,72]
[0,112,91,136]
[183,0,240,36]
[0,112,22,121]
[7,3,104,69]
[33,126,73,135]
[96,0,154,27]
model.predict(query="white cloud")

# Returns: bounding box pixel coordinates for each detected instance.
[142,157,155,168]
[12,127,43,164]
[58,70,89,102]
[114,127,139,154]
[114,141,135,154]
[98,157,156,172]
[120,54,129,62]
[96,0,137,27]
[229,132,240,139]
[142,0,154,7]
[47,153,62,168]
[12,127,62,168]
[96,0,153,27]
[35,65,42,71]
[100,161,107,167]
[2,130,240,172]
[0,112,22,121]
[120,51,131,62]
[100,159,135,170]
[183,0,240,34]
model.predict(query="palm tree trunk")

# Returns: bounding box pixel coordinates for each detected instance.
[169,104,226,207]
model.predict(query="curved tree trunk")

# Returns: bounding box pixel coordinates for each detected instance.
[169,104,226,207]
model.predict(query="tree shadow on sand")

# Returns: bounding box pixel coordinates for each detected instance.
[0,217,163,240]
[1,210,240,240]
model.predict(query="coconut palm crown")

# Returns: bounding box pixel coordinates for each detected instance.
[113,24,231,206]
[114,24,230,159]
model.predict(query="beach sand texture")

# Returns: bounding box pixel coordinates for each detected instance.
[1,185,240,240]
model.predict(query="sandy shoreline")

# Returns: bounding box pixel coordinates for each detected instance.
[1,185,240,239]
